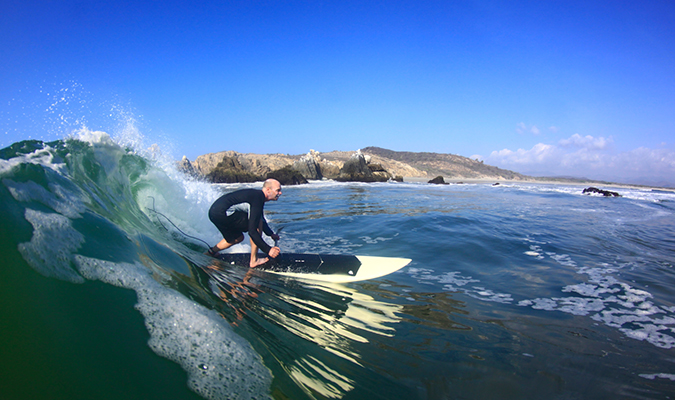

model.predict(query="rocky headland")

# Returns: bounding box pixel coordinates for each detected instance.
[178,147,540,185]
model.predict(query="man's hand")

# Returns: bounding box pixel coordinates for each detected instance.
[269,246,280,258]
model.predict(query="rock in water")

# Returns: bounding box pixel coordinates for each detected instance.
[582,187,621,197]
[428,176,448,184]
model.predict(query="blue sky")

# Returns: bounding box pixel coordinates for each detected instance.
[2,0,674,186]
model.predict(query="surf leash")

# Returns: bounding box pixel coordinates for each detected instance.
[146,196,213,250]
[273,226,286,247]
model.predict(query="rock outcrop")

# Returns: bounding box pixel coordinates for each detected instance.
[319,150,426,178]
[206,155,259,183]
[178,146,539,184]
[367,163,392,181]
[266,166,308,186]
[428,176,448,184]
[292,150,322,180]
[290,149,342,180]
[178,156,198,177]
[582,187,621,197]
[192,151,295,177]
[336,151,388,182]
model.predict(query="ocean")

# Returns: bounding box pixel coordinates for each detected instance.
[2,130,675,400]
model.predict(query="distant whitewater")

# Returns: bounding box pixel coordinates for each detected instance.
[2,129,675,399]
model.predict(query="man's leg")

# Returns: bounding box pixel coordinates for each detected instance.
[207,235,244,256]
[249,220,268,268]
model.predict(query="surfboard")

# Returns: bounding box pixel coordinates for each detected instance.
[216,252,411,283]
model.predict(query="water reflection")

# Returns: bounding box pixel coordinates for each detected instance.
[271,281,404,399]
[197,263,404,398]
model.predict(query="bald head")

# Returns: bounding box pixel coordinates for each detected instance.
[262,179,282,201]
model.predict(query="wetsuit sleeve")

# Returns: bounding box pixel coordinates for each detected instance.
[247,192,272,254]
[262,218,274,237]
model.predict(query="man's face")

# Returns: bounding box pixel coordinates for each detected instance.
[264,182,282,201]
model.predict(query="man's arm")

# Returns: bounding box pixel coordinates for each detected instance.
[247,195,273,254]
[262,218,274,237]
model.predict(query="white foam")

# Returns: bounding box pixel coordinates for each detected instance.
[408,240,675,349]
[408,268,513,303]
[70,128,116,147]
[359,235,395,244]
[4,178,85,219]
[639,373,675,381]
[500,182,675,204]
[74,255,273,400]
[18,208,85,283]
[0,143,68,176]
[469,287,514,303]
[519,250,675,349]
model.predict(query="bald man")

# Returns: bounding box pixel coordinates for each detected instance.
[207,179,282,267]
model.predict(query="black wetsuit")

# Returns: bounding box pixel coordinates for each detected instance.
[208,189,275,254]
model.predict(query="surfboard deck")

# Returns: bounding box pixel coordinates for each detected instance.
[216,252,411,283]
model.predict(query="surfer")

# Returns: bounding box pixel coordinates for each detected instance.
[206,178,282,267]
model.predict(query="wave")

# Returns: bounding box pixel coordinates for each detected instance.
[0,130,275,399]
[0,130,415,399]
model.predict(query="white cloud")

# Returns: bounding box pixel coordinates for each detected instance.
[516,122,527,134]
[486,134,675,187]
[491,143,556,165]
[515,123,541,136]
[559,133,613,150]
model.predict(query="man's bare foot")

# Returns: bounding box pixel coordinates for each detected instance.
[250,257,268,268]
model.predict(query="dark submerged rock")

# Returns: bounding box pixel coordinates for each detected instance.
[582,187,621,197]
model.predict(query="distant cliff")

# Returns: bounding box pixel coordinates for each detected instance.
[361,147,529,180]
[179,147,532,183]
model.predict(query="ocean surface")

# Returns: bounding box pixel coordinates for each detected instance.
[2,131,675,400]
